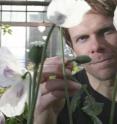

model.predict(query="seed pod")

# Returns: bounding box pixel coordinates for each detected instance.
[68,55,91,64]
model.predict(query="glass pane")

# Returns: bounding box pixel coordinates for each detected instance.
[2,12,11,21]
[2,5,11,11]
[2,5,26,11]
[27,6,47,11]
[27,12,43,22]
[2,12,26,22]
[26,26,61,57]
[1,27,26,68]
[27,26,40,44]
[26,26,46,67]
[44,12,49,22]
[27,12,48,22]
[12,6,26,11]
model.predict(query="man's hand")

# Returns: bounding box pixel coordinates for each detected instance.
[34,56,81,124]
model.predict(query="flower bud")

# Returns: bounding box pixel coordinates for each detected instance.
[74,55,91,64]
[68,55,91,65]
[29,41,45,64]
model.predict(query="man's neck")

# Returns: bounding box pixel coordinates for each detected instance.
[86,72,115,100]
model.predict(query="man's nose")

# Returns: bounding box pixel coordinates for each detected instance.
[90,35,105,54]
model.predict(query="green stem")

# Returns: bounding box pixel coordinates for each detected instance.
[34,25,55,106]
[31,64,39,103]
[21,71,32,110]
[27,25,55,124]
[109,75,117,124]
[27,64,38,124]
[60,28,73,124]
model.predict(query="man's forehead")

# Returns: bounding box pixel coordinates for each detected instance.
[74,12,113,28]
[68,12,113,37]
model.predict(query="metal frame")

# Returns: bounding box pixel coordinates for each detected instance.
[0,0,52,67]
[0,1,50,6]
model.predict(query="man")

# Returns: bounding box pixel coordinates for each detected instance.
[34,3,117,124]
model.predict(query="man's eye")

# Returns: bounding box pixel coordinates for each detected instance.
[104,30,112,35]
[76,36,88,43]
[103,28,116,36]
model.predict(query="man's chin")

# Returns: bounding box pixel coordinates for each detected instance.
[85,66,117,81]
[89,70,116,81]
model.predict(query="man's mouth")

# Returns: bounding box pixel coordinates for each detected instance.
[89,57,113,65]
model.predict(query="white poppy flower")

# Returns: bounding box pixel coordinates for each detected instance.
[0,47,24,87]
[0,47,29,117]
[0,80,29,117]
[113,6,117,30]
[47,0,91,28]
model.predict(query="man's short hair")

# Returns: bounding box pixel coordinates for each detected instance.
[86,0,116,17]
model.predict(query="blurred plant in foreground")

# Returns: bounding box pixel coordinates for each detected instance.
[1,24,12,35]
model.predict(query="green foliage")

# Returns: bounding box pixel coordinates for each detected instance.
[91,116,103,124]
[68,55,91,74]
[1,24,12,35]
[71,82,103,124]
[82,96,103,116]
[6,104,28,124]
[82,95,104,124]
[72,62,81,74]
[0,87,7,95]
[71,87,84,112]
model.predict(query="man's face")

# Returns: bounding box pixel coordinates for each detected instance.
[68,12,117,80]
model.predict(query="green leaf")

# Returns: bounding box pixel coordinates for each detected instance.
[71,89,83,112]
[91,115,103,124]
[0,87,7,95]
[82,96,104,116]
[1,24,12,35]
[70,85,88,112]
[6,118,17,124]
[82,95,103,124]
[8,29,12,34]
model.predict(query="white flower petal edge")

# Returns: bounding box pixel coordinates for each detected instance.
[30,41,45,47]
[47,0,91,28]
[0,111,5,124]
[113,6,117,30]
[0,79,29,117]
[0,47,23,87]
[0,47,21,74]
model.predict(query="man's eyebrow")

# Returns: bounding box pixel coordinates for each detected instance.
[72,24,115,41]
[72,34,88,41]
[96,24,115,34]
